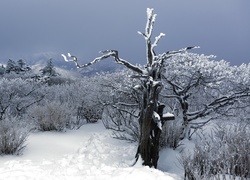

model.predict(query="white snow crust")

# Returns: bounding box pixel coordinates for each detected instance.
[163,112,175,118]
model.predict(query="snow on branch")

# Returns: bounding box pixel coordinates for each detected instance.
[152,111,162,130]
[145,8,157,38]
[138,8,161,66]
[187,90,250,121]
[166,46,200,56]
[137,31,147,39]
[61,52,113,68]
[158,46,200,61]
[152,33,165,50]
[62,50,143,74]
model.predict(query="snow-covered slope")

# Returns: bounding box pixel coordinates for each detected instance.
[0,122,181,180]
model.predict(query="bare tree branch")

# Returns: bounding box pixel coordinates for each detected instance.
[145,8,156,38]
[158,46,200,61]
[61,51,114,68]
[187,91,250,121]
[152,33,165,51]
[62,50,144,74]
[138,8,158,65]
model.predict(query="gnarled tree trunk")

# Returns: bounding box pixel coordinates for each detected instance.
[136,81,163,167]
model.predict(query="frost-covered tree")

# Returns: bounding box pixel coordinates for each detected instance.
[17,59,31,72]
[162,53,250,140]
[93,70,140,140]
[62,8,196,168]
[17,59,25,68]
[5,59,16,73]
[4,59,31,75]
[0,78,44,120]
[40,58,59,77]
[0,65,5,75]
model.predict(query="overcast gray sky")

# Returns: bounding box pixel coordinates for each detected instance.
[0,0,249,65]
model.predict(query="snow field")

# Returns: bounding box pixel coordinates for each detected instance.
[0,122,181,180]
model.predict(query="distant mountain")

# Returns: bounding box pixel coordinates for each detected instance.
[26,52,77,70]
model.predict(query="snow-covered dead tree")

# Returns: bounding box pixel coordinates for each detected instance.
[62,8,197,168]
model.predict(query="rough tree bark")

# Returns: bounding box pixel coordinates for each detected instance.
[62,8,196,168]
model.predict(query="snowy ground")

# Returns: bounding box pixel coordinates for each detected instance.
[0,122,182,180]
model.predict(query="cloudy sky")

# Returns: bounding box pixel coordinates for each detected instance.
[0,0,249,65]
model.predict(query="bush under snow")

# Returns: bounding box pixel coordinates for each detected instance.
[180,121,250,179]
[0,116,29,155]
[29,101,72,131]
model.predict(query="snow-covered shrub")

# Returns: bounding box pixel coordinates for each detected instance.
[180,121,250,179]
[102,106,140,142]
[46,76,73,86]
[29,101,72,131]
[0,78,44,120]
[77,105,103,123]
[160,119,183,149]
[0,116,29,155]
[90,70,140,141]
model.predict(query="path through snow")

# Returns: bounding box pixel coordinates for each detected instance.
[0,122,181,180]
